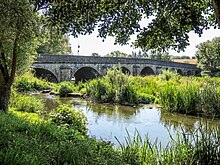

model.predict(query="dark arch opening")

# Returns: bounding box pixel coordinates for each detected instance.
[74,67,99,83]
[33,68,58,83]
[140,67,155,76]
[177,69,183,76]
[187,70,191,76]
[195,70,200,76]
[121,67,130,75]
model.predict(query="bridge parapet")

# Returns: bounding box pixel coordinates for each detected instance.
[35,55,198,69]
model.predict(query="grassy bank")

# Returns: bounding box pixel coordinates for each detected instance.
[1,109,220,164]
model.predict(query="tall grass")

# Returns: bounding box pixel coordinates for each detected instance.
[10,91,44,113]
[86,68,139,104]
[118,126,220,165]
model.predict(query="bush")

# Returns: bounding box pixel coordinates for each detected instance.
[50,105,88,134]
[58,82,74,97]
[10,92,44,113]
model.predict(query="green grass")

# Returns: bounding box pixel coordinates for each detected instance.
[0,111,123,165]
[1,110,219,165]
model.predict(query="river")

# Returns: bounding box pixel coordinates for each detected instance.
[32,93,220,146]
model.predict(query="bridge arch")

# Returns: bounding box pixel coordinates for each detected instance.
[176,69,183,76]
[140,66,155,76]
[121,67,131,75]
[74,66,100,83]
[33,68,58,83]
[186,70,191,76]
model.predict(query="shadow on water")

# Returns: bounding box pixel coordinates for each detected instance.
[30,92,220,146]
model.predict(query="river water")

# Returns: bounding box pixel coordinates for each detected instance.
[32,93,220,146]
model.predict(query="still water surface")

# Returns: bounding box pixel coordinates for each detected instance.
[33,93,220,145]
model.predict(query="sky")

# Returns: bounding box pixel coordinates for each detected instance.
[69,27,220,57]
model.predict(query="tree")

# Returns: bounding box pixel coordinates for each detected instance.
[148,50,171,61]
[1,0,220,112]
[106,51,129,58]
[36,34,72,55]
[195,37,220,76]
[0,0,39,111]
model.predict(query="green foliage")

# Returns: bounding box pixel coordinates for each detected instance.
[158,81,199,114]
[0,111,123,165]
[118,127,220,165]
[50,105,88,134]
[1,0,219,112]
[58,82,74,97]
[158,78,220,116]
[43,0,218,51]
[159,69,180,81]
[86,68,139,104]
[14,72,50,91]
[106,50,129,58]
[196,83,220,116]
[10,92,44,113]
[148,49,171,61]
[37,34,72,55]
[195,37,220,76]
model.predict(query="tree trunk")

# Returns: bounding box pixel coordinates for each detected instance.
[0,85,11,112]
[212,0,220,27]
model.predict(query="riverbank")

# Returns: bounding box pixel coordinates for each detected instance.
[14,70,220,118]
[1,106,220,164]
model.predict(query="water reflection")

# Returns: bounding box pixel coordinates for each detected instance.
[30,93,220,145]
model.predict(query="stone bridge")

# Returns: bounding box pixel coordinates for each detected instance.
[32,55,200,83]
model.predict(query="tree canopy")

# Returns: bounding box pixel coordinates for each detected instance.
[106,50,129,58]
[195,37,220,76]
[37,0,219,52]
[36,34,72,55]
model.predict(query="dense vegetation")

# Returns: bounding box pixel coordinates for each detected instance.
[85,69,220,117]
[14,70,220,118]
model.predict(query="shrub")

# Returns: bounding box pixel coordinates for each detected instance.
[50,105,88,134]
[58,82,74,97]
